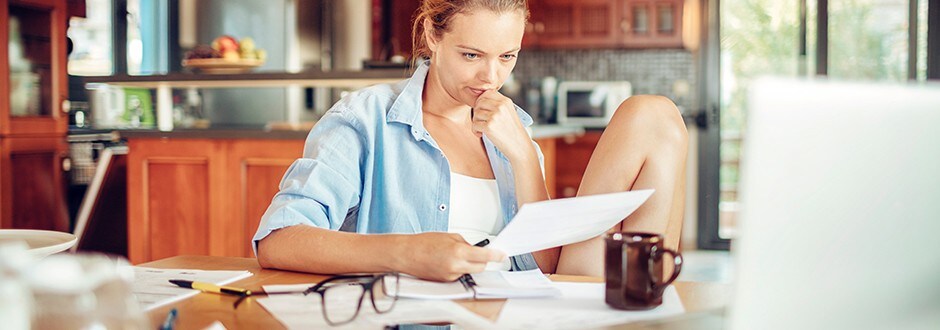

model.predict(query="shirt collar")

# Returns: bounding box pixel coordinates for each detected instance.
[386,60,534,140]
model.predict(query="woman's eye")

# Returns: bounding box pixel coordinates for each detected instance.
[463,53,479,60]
[500,54,517,60]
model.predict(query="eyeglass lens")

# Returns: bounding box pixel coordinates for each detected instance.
[372,274,399,312]
[321,282,366,324]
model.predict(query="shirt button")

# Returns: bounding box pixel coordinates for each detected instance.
[439,204,447,211]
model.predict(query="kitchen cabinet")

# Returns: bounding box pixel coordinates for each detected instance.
[535,137,557,198]
[126,137,304,263]
[371,0,420,61]
[2,0,70,135]
[371,0,689,57]
[620,0,684,48]
[529,0,622,48]
[123,128,576,263]
[1,0,71,230]
[526,0,686,49]
[0,137,69,230]
[554,131,603,198]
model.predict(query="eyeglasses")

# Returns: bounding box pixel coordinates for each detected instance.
[302,273,400,326]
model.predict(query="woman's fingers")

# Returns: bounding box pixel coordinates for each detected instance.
[463,246,506,263]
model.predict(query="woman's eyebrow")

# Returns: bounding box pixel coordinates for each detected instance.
[456,45,521,54]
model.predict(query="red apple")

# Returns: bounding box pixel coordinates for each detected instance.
[211,35,240,53]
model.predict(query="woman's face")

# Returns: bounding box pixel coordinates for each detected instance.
[426,9,526,107]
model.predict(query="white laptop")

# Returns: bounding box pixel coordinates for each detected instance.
[730,78,940,329]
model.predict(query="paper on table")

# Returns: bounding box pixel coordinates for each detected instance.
[256,293,494,329]
[131,267,253,310]
[395,274,474,299]
[262,283,316,294]
[489,189,654,256]
[202,321,227,330]
[391,269,561,300]
[472,269,560,299]
[494,282,684,329]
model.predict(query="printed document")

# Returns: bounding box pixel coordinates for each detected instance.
[131,267,252,310]
[489,189,654,256]
[391,269,561,300]
[256,293,494,329]
[495,282,684,329]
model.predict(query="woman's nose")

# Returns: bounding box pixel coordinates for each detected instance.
[477,61,499,84]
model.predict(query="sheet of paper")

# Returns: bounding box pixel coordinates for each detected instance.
[472,269,561,298]
[494,282,684,329]
[131,267,253,310]
[394,274,473,299]
[389,270,560,300]
[256,293,494,329]
[202,321,227,330]
[489,189,654,257]
[262,283,317,294]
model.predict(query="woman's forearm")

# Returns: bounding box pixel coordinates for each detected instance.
[508,145,558,271]
[508,145,550,208]
[257,225,404,274]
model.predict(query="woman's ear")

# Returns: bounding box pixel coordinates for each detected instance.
[423,18,440,54]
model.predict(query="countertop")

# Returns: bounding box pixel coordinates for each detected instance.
[113,124,586,140]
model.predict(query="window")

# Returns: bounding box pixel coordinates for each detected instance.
[67,0,112,75]
[699,0,933,249]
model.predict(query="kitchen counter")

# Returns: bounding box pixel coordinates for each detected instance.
[116,124,585,141]
[117,127,310,140]
[81,69,412,89]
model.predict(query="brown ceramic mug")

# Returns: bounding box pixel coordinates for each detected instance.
[604,232,683,310]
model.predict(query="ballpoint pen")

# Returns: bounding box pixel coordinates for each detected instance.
[459,239,491,290]
[169,279,252,297]
[160,308,177,330]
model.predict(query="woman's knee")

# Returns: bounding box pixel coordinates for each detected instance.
[611,95,688,147]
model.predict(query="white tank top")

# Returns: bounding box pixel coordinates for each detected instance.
[447,172,512,270]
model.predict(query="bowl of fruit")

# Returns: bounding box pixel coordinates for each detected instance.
[182,35,267,74]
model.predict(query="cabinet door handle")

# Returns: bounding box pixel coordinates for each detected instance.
[62,99,71,113]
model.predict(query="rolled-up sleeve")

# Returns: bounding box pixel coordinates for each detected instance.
[252,109,365,256]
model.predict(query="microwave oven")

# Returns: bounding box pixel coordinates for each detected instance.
[556,81,632,127]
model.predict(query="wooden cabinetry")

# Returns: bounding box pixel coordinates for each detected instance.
[531,0,622,48]
[127,138,304,264]
[1,0,71,230]
[371,0,689,59]
[620,0,683,48]
[0,137,69,230]
[554,131,603,198]
[1,0,69,135]
[526,0,686,49]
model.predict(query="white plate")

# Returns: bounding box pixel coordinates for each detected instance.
[0,229,77,258]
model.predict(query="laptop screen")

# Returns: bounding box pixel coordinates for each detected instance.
[730,78,940,329]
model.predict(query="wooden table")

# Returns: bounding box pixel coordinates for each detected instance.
[142,256,731,329]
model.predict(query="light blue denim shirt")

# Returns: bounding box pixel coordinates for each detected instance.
[253,61,543,271]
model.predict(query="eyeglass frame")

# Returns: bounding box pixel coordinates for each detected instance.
[302,272,400,326]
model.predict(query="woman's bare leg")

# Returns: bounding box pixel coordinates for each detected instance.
[555,95,688,277]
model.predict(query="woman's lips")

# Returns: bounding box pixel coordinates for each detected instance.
[469,87,487,96]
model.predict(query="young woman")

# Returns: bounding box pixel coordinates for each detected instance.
[255,0,687,282]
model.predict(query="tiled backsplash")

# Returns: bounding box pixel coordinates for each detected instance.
[512,49,698,116]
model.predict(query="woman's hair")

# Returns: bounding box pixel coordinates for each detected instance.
[411,0,529,64]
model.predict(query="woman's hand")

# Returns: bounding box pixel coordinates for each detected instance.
[471,90,536,163]
[395,232,505,282]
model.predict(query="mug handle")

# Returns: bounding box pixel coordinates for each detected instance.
[649,247,683,292]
